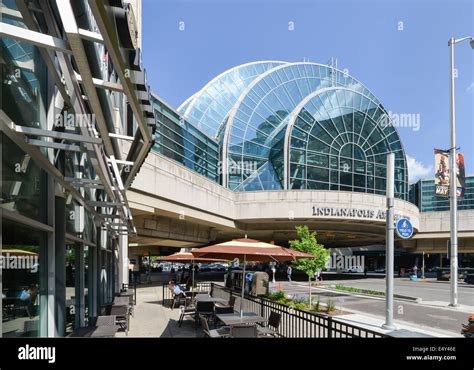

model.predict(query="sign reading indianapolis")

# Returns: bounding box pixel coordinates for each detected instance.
[312,206,409,221]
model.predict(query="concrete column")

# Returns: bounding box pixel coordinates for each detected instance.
[75,243,85,328]
[119,234,129,289]
[54,195,66,337]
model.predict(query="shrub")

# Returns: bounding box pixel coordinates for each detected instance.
[268,290,286,301]
[327,299,336,313]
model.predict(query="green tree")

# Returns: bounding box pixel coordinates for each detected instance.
[289,225,331,306]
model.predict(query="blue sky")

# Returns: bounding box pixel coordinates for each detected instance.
[142,0,473,181]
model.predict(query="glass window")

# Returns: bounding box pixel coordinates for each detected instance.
[2,219,45,337]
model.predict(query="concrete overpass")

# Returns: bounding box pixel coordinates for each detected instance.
[126,151,473,258]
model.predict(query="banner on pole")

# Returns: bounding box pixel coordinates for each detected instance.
[456,153,466,198]
[434,149,449,197]
[434,149,465,198]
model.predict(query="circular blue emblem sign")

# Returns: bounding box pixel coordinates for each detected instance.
[396,218,414,239]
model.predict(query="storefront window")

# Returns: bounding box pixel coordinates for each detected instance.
[65,244,76,334]
[1,220,46,337]
[1,134,47,223]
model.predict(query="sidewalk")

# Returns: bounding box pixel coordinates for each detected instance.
[116,284,203,338]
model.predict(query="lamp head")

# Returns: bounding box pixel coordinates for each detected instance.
[470,37,474,49]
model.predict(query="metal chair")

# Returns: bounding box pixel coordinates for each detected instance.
[109,304,129,335]
[257,311,281,337]
[230,324,258,338]
[171,292,188,310]
[178,300,196,327]
[195,301,214,327]
[200,315,230,338]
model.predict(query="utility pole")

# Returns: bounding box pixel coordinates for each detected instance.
[383,153,396,330]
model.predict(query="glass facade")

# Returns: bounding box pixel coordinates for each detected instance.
[178,61,285,138]
[409,176,474,212]
[155,61,409,200]
[152,94,220,182]
[1,0,152,337]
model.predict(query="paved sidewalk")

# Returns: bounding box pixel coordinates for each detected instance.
[116,284,203,338]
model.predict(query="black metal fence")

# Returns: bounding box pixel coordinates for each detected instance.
[162,282,212,306]
[162,282,387,338]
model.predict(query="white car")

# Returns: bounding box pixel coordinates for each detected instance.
[343,266,364,273]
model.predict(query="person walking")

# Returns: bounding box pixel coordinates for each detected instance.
[287,265,292,282]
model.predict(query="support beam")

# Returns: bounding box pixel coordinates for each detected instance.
[0,22,71,53]
[12,123,103,144]
[25,138,82,152]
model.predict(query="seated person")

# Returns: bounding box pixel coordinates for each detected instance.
[169,280,185,297]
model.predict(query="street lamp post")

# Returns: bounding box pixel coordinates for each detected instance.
[448,36,473,307]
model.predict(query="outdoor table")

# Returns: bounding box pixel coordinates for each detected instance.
[216,312,267,326]
[68,326,118,338]
[195,296,227,304]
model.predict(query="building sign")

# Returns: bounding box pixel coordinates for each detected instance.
[396,218,414,239]
[434,149,466,198]
[312,207,410,221]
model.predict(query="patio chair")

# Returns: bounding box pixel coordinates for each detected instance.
[215,295,235,311]
[200,315,230,338]
[230,324,258,338]
[109,304,129,335]
[257,311,281,337]
[195,301,215,327]
[171,292,189,310]
[178,300,196,327]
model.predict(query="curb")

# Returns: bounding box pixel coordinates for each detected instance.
[315,286,422,303]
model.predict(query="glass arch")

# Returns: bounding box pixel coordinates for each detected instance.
[179,61,286,138]
[224,62,382,191]
[288,88,408,199]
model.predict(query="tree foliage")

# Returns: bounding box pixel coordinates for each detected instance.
[289,225,331,278]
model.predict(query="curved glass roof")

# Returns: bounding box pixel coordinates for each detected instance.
[179,61,286,138]
[223,63,381,191]
[176,61,409,200]
[288,88,407,198]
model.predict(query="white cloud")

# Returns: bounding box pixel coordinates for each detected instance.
[467,82,474,94]
[406,155,433,183]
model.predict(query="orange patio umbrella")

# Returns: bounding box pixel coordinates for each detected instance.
[192,238,313,318]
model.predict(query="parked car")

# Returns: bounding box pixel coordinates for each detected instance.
[343,266,364,273]
[199,263,211,272]
[374,267,385,273]
[465,274,474,285]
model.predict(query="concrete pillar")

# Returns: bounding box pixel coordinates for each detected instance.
[119,234,129,289]
[75,243,85,328]
[54,195,66,337]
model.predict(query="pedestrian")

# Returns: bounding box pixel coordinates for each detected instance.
[413,264,418,277]
[287,265,292,282]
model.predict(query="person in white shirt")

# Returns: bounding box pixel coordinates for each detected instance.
[287,265,292,282]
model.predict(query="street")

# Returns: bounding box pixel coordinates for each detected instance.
[271,278,473,335]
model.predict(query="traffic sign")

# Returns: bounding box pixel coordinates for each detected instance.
[396,218,414,239]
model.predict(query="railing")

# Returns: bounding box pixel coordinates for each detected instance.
[161,282,387,338]
[162,282,212,306]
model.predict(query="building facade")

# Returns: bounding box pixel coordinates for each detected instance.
[1,0,153,337]
[410,176,474,212]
